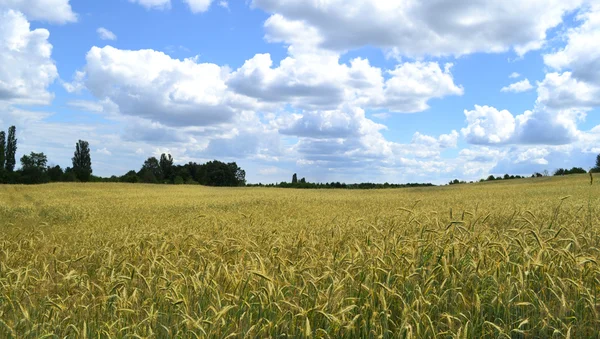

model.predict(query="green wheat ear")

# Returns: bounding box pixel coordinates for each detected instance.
[590,171,594,185]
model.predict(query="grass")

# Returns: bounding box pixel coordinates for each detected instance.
[1,174,599,338]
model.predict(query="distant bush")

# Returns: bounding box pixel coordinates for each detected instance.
[554,167,588,176]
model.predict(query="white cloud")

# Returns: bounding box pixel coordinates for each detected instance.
[218,1,227,9]
[514,147,549,165]
[539,4,600,111]
[509,72,521,79]
[253,0,582,57]
[501,79,533,93]
[67,100,104,113]
[128,0,170,10]
[81,46,256,127]
[461,105,516,144]
[0,0,77,24]
[536,72,600,110]
[544,4,600,84]
[182,0,213,13]
[62,70,86,93]
[97,27,117,41]
[513,108,582,145]
[278,107,385,140]
[0,10,57,105]
[129,0,213,13]
[229,53,462,113]
[97,147,112,156]
[439,130,460,148]
[372,62,463,112]
[461,104,582,146]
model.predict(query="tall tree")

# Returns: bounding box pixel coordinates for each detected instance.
[5,126,17,172]
[0,131,5,170]
[292,173,298,184]
[596,153,600,168]
[21,152,48,170]
[20,152,49,184]
[72,140,92,182]
[140,157,161,183]
[160,153,174,182]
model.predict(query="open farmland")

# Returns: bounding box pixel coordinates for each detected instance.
[1,175,600,337]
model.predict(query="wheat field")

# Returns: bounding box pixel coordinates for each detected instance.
[0,175,599,338]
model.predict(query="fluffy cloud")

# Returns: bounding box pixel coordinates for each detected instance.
[0,0,76,23]
[501,79,533,93]
[228,52,355,110]
[461,105,516,144]
[229,53,462,112]
[513,108,582,145]
[253,0,582,57]
[128,0,170,10]
[536,72,600,110]
[539,4,600,110]
[372,62,463,112]
[544,4,600,83]
[0,10,57,105]
[97,27,117,41]
[129,0,213,12]
[80,46,257,127]
[182,0,213,13]
[461,104,582,146]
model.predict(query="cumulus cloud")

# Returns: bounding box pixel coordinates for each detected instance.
[539,4,600,110]
[229,53,462,113]
[372,62,463,112]
[0,10,57,105]
[461,104,582,146]
[80,46,256,127]
[544,4,600,83]
[97,27,117,41]
[501,79,533,93]
[0,0,77,23]
[182,0,213,13]
[253,0,582,57]
[536,72,600,110]
[461,105,516,144]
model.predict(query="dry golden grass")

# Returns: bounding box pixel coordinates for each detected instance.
[1,174,599,338]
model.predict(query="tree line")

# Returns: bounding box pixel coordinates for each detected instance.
[0,125,245,186]
[0,126,92,184]
[246,173,434,189]
[4,123,598,187]
[449,154,600,185]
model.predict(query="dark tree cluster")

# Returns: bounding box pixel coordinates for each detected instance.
[115,155,246,187]
[553,167,588,176]
[0,125,94,185]
[2,123,599,187]
[592,154,600,173]
[246,173,434,189]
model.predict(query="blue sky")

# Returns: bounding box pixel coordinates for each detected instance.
[1,0,600,184]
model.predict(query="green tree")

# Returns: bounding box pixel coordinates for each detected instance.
[160,153,174,182]
[20,152,49,184]
[596,154,600,168]
[5,126,17,172]
[292,173,298,184]
[47,165,64,182]
[0,131,5,170]
[21,152,48,170]
[140,157,161,183]
[72,140,92,182]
